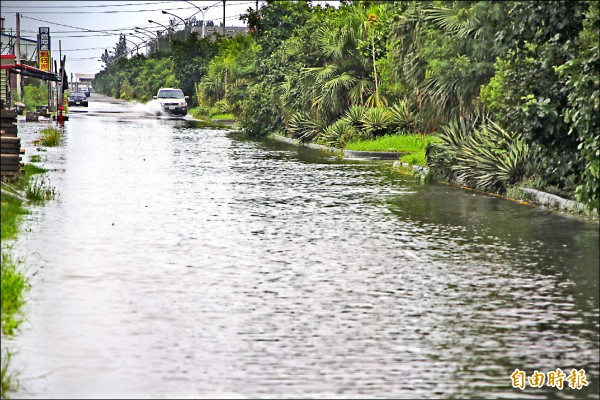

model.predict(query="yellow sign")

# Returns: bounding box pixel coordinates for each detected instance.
[511,368,589,391]
[40,50,51,72]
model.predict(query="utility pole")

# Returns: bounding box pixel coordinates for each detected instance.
[223,0,226,35]
[60,55,66,109]
[54,59,58,111]
[15,13,21,99]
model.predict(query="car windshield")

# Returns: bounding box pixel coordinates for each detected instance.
[158,90,184,99]
[70,93,85,98]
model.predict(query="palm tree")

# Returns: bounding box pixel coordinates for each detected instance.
[280,2,392,134]
[389,1,508,130]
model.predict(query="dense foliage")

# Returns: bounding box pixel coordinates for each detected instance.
[93,0,599,211]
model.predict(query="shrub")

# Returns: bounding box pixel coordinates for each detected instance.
[239,83,282,137]
[360,107,393,138]
[321,119,358,147]
[556,1,600,211]
[389,100,418,133]
[342,105,367,128]
[287,112,328,143]
[429,117,531,193]
[18,84,49,111]
[213,99,232,114]
[33,127,62,147]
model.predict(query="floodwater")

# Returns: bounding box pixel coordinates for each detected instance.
[5,94,599,399]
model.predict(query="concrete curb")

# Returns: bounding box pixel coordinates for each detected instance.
[393,161,430,176]
[343,150,403,160]
[268,132,596,217]
[521,187,592,215]
[270,134,407,161]
[269,133,342,155]
[211,119,237,125]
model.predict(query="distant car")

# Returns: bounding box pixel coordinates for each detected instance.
[153,88,188,116]
[68,92,88,107]
[78,86,90,97]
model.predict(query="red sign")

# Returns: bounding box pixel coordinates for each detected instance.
[40,50,50,72]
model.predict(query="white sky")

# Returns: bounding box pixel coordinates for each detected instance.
[2,0,336,76]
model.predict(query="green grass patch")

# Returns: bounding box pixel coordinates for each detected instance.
[33,127,62,147]
[1,163,53,238]
[0,163,48,398]
[1,349,17,398]
[23,164,47,178]
[0,194,28,241]
[29,155,42,163]
[25,176,59,204]
[0,253,28,398]
[0,253,29,336]
[210,113,235,120]
[345,134,440,166]
[187,106,200,117]
[400,151,428,167]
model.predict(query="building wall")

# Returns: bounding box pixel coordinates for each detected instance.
[0,33,38,63]
[190,26,248,38]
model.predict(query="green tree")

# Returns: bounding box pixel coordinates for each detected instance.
[557,2,600,210]
[237,0,315,135]
[170,33,221,106]
[480,1,588,196]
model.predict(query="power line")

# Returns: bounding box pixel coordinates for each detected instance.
[52,47,116,52]
[20,15,124,35]
[19,16,161,39]
[2,1,180,8]
[14,6,200,14]
[19,29,136,34]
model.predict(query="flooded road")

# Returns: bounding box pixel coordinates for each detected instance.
[7,94,599,399]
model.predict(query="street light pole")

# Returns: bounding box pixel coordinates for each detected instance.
[182,0,215,38]
[149,19,172,43]
[162,10,189,39]
[126,34,147,55]
[135,27,160,51]
[128,32,148,53]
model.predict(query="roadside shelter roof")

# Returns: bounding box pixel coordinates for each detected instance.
[1,55,60,82]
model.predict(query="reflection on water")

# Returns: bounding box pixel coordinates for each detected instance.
[6,95,599,399]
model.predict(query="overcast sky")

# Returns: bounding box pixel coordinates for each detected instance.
[0,0,280,75]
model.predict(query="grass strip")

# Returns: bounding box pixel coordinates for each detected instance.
[1,163,52,397]
[345,134,441,166]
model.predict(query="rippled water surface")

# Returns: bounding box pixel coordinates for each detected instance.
[6,95,599,399]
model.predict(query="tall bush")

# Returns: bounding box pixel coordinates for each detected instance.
[557,2,600,211]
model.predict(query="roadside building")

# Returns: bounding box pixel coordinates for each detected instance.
[191,24,248,39]
[1,19,62,109]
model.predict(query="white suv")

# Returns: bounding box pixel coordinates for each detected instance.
[153,88,188,116]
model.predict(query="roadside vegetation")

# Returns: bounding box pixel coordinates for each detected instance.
[345,134,440,167]
[14,78,69,115]
[1,164,58,397]
[33,127,63,147]
[13,83,48,112]
[93,1,599,212]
